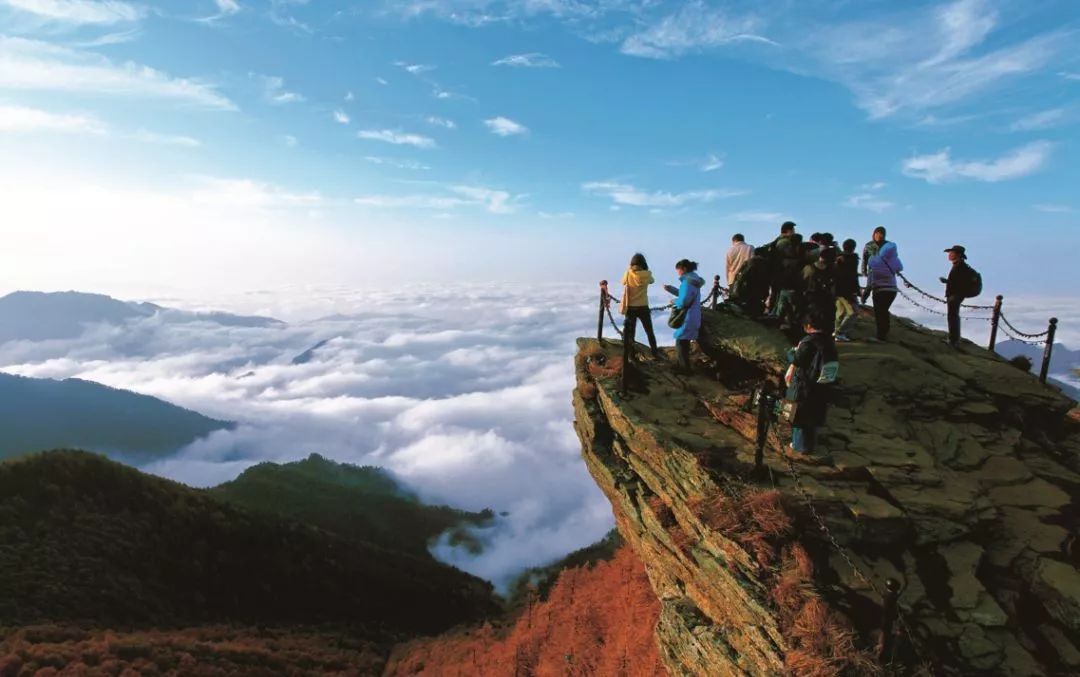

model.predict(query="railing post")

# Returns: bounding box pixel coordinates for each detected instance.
[1039,318,1058,384]
[877,578,901,664]
[754,389,769,476]
[711,275,721,309]
[597,280,608,342]
[988,295,1003,351]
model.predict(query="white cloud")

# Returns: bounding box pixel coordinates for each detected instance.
[484,116,528,136]
[214,0,239,15]
[332,108,350,124]
[375,77,388,85]
[1010,108,1065,132]
[280,134,297,147]
[700,153,723,172]
[128,129,201,147]
[1061,72,1080,82]
[258,74,303,104]
[425,115,455,129]
[844,193,894,213]
[395,61,434,75]
[0,36,235,110]
[491,52,560,68]
[796,0,1067,120]
[1,0,144,24]
[730,210,784,224]
[0,104,201,147]
[902,141,1053,184]
[583,180,745,208]
[357,128,436,148]
[620,1,775,59]
[344,90,354,101]
[861,181,887,191]
[190,176,322,210]
[0,103,106,134]
[363,156,430,171]
[1033,204,1073,214]
[355,185,519,214]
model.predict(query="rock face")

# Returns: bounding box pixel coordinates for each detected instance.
[573,306,1079,676]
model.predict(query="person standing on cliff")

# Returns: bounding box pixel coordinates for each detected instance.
[784,315,838,463]
[833,239,860,342]
[866,241,903,342]
[768,221,804,329]
[940,245,980,349]
[620,252,661,360]
[860,226,888,304]
[725,233,754,286]
[664,259,705,375]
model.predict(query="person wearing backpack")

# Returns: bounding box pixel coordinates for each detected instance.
[801,247,837,336]
[833,239,860,342]
[783,314,839,463]
[940,245,981,348]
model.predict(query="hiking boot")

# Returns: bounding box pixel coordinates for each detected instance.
[651,348,662,359]
[834,333,852,343]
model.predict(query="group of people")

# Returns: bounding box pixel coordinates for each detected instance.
[617,220,984,464]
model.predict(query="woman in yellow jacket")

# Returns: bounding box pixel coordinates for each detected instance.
[620,253,661,359]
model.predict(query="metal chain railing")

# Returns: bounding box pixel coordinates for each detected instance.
[999,313,1049,339]
[896,272,994,310]
[778,448,934,672]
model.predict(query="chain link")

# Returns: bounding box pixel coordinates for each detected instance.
[896,272,995,311]
[999,313,1049,339]
[603,298,625,337]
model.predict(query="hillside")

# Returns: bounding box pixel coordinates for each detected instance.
[572,305,1080,675]
[211,453,493,558]
[0,450,500,635]
[0,372,230,461]
[0,290,282,344]
[385,545,667,676]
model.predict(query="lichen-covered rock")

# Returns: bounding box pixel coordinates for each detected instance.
[574,304,1078,676]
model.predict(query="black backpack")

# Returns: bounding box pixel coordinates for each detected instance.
[967,267,983,298]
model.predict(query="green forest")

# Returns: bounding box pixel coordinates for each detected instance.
[0,450,500,637]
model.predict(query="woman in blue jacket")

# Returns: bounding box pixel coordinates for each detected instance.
[867,241,903,341]
[665,259,705,374]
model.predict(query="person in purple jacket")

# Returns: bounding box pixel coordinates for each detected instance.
[866,241,903,341]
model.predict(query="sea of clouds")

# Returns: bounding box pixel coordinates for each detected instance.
[0,282,1076,590]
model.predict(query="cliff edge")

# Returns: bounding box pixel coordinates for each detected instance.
[573,306,1079,676]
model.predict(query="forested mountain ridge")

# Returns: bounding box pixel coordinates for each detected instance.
[0,450,500,635]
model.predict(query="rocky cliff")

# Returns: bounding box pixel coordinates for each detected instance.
[573,306,1079,676]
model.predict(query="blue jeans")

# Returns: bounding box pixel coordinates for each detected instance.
[792,426,818,454]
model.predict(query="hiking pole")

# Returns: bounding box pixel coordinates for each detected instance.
[988,295,1003,351]
[597,280,608,342]
[1039,318,1057,384]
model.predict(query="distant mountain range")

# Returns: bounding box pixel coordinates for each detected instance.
[0,372,230,461]
[0,291,283,344]
[0,450,500,634]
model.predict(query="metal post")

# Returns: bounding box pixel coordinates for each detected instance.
[988,295,1003,351]
[878,578,901,664]
[597,280,607,341]
[1039,318,1058,384]
[754,390,769,476]
[711,275,721,309]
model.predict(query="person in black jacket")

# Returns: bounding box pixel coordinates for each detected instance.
[940,245,975,348]
[833,239,860,342]
[784,315,838,463]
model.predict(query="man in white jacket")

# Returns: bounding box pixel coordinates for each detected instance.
[725,233,754,286]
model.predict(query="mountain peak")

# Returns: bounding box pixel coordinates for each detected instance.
[574,306,1079,675]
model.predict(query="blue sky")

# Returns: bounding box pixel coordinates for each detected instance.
[0,0,1078,295]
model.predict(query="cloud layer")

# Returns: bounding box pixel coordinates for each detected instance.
[0,285,616,590]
